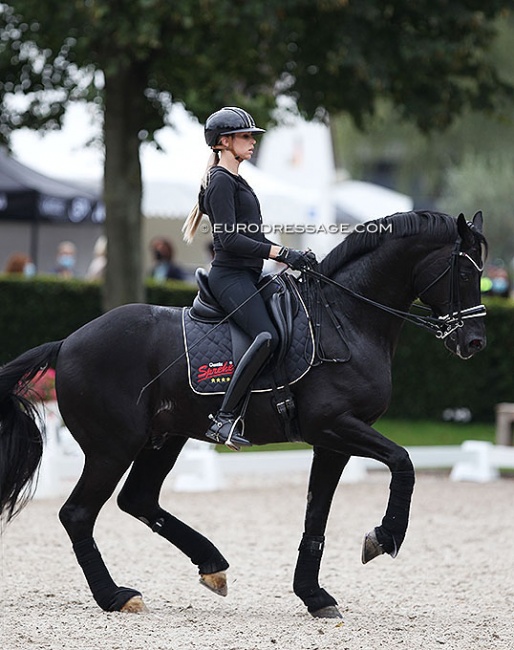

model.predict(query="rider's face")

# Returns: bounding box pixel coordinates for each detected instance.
[224,132,256,161]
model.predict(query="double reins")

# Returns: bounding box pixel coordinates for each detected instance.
[303,236,486,341]
[137,235,486,400]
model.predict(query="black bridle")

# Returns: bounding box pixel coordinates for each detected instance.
[303,235,487,343]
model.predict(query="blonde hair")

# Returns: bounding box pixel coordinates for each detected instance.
[182,150,220,243]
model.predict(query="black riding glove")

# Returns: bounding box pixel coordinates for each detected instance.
[276,247,317,271]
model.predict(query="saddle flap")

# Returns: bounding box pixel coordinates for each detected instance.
[269,291,293,366]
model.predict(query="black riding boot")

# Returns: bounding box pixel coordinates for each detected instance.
[205,331,273,451]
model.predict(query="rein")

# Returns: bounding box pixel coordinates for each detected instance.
[303,237,486,343]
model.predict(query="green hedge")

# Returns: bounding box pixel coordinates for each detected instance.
[388,297,514,422]
[0,276,197,362]
[0,277,511,421]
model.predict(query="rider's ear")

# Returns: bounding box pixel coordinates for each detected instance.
[457,213,475,247]
[471,210,483,233]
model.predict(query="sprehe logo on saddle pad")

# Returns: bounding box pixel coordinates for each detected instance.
[182,305,314,395]
[197,360,234,384]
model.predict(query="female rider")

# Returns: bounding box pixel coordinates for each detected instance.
[183,106,314,450]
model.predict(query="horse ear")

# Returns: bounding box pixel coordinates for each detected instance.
[457,213,474,247]
[472,210,483,233]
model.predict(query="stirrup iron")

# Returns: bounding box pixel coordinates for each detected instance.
[205,412,252,451]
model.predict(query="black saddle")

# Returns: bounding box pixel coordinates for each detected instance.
[190,268,297,366]
[182,268,314,396]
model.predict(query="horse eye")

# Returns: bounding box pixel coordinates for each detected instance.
[459,272,470,282]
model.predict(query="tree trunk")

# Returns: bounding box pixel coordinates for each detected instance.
[102,65,145,311]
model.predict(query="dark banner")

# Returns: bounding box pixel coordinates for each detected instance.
[0,190,105,223]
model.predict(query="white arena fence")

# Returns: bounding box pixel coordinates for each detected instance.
[33,402,514,499]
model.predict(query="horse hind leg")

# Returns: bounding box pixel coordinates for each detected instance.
[117,437,230,598]
[59,454,146,613]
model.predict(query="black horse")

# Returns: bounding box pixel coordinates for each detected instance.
[0,210,486,619]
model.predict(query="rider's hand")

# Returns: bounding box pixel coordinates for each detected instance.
[275,247,317,271]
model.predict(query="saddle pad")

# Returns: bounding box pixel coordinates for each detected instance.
[182,299,315,396]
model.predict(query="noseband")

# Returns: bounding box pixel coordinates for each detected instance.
[413,236,487,338]
[304,235,486,341]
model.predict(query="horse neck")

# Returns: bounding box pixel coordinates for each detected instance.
[332,238,422,312]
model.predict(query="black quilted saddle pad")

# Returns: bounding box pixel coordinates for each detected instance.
[182,297,315,395]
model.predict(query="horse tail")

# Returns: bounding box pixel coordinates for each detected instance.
[0,340,63,522]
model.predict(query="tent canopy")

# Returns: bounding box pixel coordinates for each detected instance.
[331,180,413,224]
[0,148,104,224]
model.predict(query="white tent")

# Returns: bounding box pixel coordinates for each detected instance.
[12,103,412,227]
[255,116,412,255]
[332,179,413,224]
[11,104,413,263]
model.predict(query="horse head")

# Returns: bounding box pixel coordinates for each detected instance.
[413,211,487,359]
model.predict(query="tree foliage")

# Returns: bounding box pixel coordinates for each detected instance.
[1,1,512,308]
[330,14,514,263]
[438,152,514,262]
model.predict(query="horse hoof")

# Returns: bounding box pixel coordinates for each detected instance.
[199,571,228,597]
[120,595,149,613]
[310,605,343,619]
[361,529,385,564]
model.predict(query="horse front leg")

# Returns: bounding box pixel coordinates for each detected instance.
[293,445,350,619]
[311,414,416,564]
[361,463,416,564]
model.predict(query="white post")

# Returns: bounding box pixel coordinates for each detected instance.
[450,440,499,483]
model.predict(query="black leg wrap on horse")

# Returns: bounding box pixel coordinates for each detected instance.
[151,512,229,574]
[73,538,141,611]
[376,469,416,555]
[293,534,338,612]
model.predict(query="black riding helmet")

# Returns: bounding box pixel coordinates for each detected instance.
[204,107,265,148]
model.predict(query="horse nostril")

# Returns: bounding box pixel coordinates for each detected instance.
[469,339,483,350]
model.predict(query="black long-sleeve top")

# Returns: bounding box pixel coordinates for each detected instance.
[201,166,275,271]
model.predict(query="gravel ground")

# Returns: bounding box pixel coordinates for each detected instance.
[1,471,513,650]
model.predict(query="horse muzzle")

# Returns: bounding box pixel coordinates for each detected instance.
[444,324,486,359]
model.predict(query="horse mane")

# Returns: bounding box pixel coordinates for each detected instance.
[320,210,460,277]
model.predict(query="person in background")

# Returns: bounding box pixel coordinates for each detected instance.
[54,241,77,278]
[4,252,36,277]
[86,235,107,281]
[204,241,215,270]
[149,237,185,281]
[481,261,511,299]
